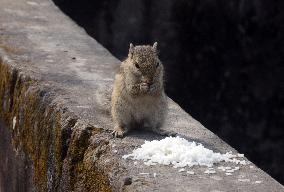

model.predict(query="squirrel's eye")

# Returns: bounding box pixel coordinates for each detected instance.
[156,62,160,68]
[134,62,140,69]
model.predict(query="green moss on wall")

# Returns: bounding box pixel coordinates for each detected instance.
[0,56,113,191]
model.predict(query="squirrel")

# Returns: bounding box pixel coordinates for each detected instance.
[111,42,175,138]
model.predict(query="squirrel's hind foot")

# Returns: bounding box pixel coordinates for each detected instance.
[152,128,177,137]
[112,126,127,138]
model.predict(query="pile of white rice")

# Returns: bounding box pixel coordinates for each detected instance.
[123,136,246,168]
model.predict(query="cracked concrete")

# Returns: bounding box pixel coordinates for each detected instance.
[0,0,283,191]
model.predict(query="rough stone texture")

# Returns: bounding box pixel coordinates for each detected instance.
[0,0,283,192]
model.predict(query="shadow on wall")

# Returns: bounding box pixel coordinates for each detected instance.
[0,121,33,192]
[53,0,284,184]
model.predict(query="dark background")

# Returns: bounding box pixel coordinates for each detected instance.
[53,0,284,184]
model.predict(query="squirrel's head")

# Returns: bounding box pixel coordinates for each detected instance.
[127,42,163,86]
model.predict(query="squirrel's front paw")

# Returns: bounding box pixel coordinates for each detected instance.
[140,83,149,92]
[112,126,125,138]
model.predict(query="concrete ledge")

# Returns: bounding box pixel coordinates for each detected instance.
[0,0,283,191]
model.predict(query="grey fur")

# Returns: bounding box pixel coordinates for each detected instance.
[111,43,172,137]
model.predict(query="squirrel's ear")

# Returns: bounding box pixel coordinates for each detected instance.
[153,42,158,52]
[153,42,158,50]
[129,43,134,57]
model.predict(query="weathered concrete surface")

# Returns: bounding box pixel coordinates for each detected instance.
[0,0,283,191]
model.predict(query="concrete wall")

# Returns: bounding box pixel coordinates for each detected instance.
[53,0,284,183]
[0,0,283,191]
